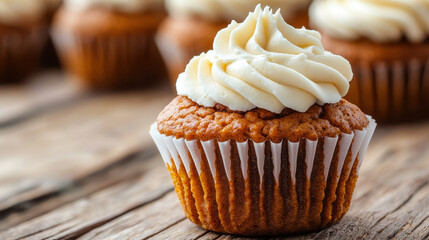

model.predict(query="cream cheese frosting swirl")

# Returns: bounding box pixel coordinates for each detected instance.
[165,0,311,22]
[0,0,45,24]
[177,6,352,113]
[65,0,163,13]
[310,0,429,43]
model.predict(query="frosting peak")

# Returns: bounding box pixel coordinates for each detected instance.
[177,6,353,113]
[310,0,429,43]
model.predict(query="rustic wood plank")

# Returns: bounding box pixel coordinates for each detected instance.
[147,219,208,240]
[0,88,174,228]
[0,149,157,231]
[0,71,84,126]
[0,155,175,240]
[78,191,186,240]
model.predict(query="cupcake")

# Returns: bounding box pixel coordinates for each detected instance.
[150,6,377,236]
[0,0,46,83]
[309,0,429,122]
[157,0,312,86]
[52,0,167,90]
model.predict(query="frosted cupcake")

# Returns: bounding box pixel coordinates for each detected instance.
[310,0,429,122]
[52,0,166,90]
[0,0,46,83]
[157,0,312,85]
[151,6,376,236]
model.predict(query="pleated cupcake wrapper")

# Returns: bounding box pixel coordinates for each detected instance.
[0,27,45,82]
[150,116,376,235]
[51,29,165,89]
[150,116,376,189]
[347,59,429,122]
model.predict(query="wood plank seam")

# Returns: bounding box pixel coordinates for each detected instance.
[52,186,175,239]
[0,81,91,129]
[373,179,429,235]
[143,217,187,240]
[3,186,175,240]
[0,149,159,230]
[411,215,429,233]
[14,222,63,240]
[195,231,217,240]
[193,231,211,240]
[422,230,429,240]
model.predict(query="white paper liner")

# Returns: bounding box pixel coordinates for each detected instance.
[150,116,377,189]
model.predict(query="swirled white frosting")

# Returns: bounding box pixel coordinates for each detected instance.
[310,0,429,43]
[176,6,352,113]
[65,0,163,13]
[165,0,311,22]
[0,0,45,24]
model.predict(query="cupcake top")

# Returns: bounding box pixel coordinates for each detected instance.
[165,0,311,22]
[157,96,369,142]
[64,0,163,13]
[0,0,45,24]
[309,0,429,43]
[177,5,353,114]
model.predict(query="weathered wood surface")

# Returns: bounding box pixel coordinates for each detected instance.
[0,72,84,126]
[0,72,174,230]
[0,72,429,239]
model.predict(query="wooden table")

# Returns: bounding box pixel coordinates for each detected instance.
[1,72,428,240]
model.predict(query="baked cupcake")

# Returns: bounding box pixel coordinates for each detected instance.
[309,0,429,122]
[52,0,167,90]
[157,0,312,86]
[150,6,376,236]
[0,0,46,83]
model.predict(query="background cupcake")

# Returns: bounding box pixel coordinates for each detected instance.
[52,0,167,90]
[157,0,312,85]
[309,0,429,123]
[151,6,376,236]
[0,0,46,83]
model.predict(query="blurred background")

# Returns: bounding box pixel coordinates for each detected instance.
[1,0,428,237]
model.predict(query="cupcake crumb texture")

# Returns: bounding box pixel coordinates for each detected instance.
[157,96,369,143]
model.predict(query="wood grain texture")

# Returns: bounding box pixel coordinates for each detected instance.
[0,150,158,231]
[0,155,174,240]
[147,219,208,240]
[0,78,428,239]
[0,86,174,229]
[78,191,185,240]
[0,71,84,126]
